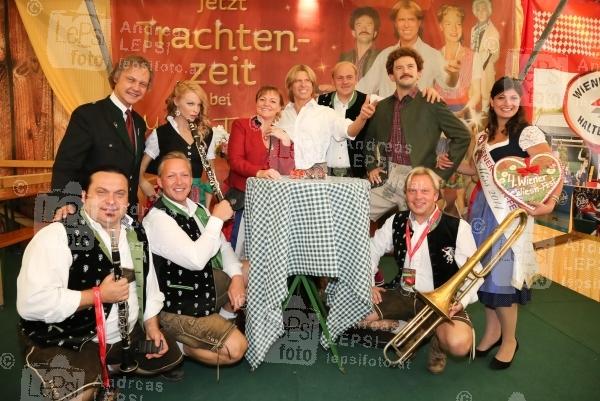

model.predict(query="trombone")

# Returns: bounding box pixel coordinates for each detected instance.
[383,208,528,365]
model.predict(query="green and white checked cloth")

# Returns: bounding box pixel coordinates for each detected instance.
[244,177,373,369]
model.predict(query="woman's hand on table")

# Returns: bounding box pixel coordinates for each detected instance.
[256,169,282,179]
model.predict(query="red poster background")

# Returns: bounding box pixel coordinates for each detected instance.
[112,0,518,132]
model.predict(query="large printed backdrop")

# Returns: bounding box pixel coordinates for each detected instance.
[521,0,600,118]
[112,0,519,131]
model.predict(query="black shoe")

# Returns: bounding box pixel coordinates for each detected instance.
[161,365,185,382]
[475,337,502,357]
[490,341,519,370]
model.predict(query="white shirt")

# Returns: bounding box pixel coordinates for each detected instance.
[144,116,216,161]
[142,197,242,278]
[276,99,354,170]
[17,212,164,344]
[356,38,448,98]
[110,92,131,122]
[325,93,353,168]
[370,211,482,308]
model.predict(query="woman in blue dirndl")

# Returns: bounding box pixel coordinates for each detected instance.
[439,77,563,369]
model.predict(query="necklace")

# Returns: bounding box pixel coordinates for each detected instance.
[442,43,462,61]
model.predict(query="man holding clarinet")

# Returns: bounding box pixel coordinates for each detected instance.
[17,167,182,401]
[142,152,248,370]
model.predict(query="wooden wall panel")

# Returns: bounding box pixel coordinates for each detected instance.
[8,0,52,175]
[52,94,68,156]
[534,225,600,302]
[0,0,13,177]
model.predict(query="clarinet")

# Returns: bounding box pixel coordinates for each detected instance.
[188,119,225,202]
[110,229,138,373]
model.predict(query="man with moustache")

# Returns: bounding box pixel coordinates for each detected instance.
[339,7,381,80]
[357,0,452,98]
[52,55,152,220]
[365,48,470,222]
[18,167,182,401]
[318,61,369,178]
[143,152,248,367]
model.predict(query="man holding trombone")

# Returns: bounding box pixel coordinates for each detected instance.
[362,167,482,374]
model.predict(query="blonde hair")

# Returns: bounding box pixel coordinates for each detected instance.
[285,65,317,102]
[404,167,442,195]
[390,0,424,39]
[437,4,465,23]
[157,151,191,176]
[109,55,153,89]
[165,80,210,127]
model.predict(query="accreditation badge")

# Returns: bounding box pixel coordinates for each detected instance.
[400,268,416,291]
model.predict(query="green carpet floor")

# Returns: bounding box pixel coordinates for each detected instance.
[1,248,598,401]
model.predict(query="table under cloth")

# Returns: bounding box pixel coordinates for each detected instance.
[244,176,373,369]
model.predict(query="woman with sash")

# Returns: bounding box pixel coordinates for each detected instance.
[438,77,562,369]
[226,85,294,256]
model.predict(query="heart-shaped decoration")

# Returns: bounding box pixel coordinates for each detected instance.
[493,154,562,210]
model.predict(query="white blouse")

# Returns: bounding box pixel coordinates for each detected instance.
[144,116,216,160]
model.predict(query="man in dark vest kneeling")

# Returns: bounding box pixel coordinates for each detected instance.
[18,167,182,401]
[142,151,248,369]
[362,166,482,374]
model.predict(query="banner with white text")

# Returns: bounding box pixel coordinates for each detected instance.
[112,0,521,132]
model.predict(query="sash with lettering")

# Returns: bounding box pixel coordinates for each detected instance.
[473,131,538,289]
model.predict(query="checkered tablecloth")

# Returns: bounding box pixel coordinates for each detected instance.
[244,177,373,369]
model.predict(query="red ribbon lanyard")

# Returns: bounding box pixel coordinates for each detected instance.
[93,287,110,389]
[405,208,441,264]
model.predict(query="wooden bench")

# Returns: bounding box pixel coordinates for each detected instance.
[0,227,34,248]
[0,160,53,307]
